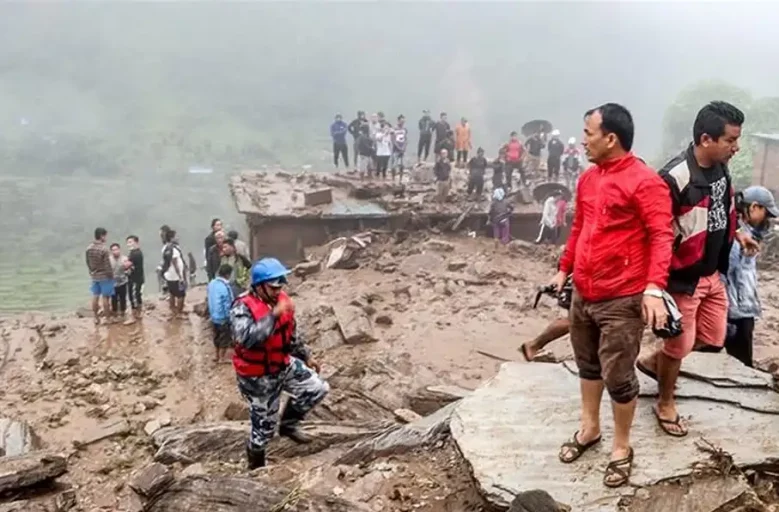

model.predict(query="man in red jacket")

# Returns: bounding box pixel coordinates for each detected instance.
[548,103,674,488]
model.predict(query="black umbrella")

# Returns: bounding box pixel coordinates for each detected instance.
[521,119,553,137]
[532,182,572,203]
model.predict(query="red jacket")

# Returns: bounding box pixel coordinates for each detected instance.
[559,154,674,302]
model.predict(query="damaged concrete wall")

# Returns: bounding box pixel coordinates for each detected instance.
[245,212,570,264]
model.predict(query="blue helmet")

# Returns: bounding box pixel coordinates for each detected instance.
[250,257,290,287]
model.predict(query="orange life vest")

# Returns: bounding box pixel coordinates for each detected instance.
[232,292,295,378]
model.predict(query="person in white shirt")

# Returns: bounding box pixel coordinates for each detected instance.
[536,192,561,244]
[374,122,393,179]
[161,228,187,317]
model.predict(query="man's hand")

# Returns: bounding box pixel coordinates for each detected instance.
[273,297,295,316]
[641,285,668,330]
[549,270,567,293]
[307,357,321,373]
[736,230,760,257]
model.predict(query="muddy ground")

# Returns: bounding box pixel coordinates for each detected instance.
[3,229,779,511]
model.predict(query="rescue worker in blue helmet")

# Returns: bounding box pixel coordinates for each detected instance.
[229,257,328,469]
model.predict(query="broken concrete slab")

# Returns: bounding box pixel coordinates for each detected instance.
[408,384,472,416]
[450,357,779,511]
[128,463,173,498]
[333,306,377,345]
[152,421,385,465]
[619,475,752,512]
[0,452,67,494]
[678,352,773,388]
[73,418,131,448]
[304,188,334,207]
[336,401,456,466]
[399,252,444,277]
[0,417,39,457]
[294,260,322,277]
[144,475,366,512]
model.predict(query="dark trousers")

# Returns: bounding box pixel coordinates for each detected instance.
[548,157,561,181]
[376,155,390,178]
[418,135,432,160]
[128,280,143,310]
[333,142,349,168]
[725,318,755,367]
[456,150,468,165]
[467,175,484,195]
[112,283,128,313]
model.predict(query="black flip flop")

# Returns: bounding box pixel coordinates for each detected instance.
[653,408,688,437]
[604,447,634,488]
[559,430,601,464]
[636,360,658,382]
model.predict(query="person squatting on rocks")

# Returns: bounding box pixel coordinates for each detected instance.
[109,242,134,325]
[417,109,435,162]
[330,114,349,168]
[489,187,512,247]
[723,186,778,367]
[551,103,674,488]
[467,147,488,198]
[455,117,472,168]
[392,115,408,181]
[434,149,452,202]
[208,263,235,363]
[547,130,565,181]
[230,258,328,469]
[86,227,115,325]
[126,235,144,319]
[636,101,758,437]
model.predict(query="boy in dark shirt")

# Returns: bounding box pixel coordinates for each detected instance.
[126,235,145,318]
[434,149,452,202]
[491,148,506,192]
[467,147,488,198]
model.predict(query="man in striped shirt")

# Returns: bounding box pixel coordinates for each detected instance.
[86,227,115,324]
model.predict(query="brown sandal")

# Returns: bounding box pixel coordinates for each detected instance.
[653,408,688,437]
[604,448,634,488]
[559,431,601,464]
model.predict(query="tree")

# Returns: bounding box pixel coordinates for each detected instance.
[661,82,779,188]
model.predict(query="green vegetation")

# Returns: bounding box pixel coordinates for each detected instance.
[661,81,779,188]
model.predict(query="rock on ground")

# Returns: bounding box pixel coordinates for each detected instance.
[451,355,779,511]
[333,306,377,345]
[0,452,67,494]
[508,490,568,512]
[0,417,39,456]
[128,462,174,498]
[336,401,456,465]
[144,475,366,512]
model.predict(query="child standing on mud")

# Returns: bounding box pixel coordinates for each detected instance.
[110,243,134,324]
[489,188,512,247]
[725,186,779,367]
[208,263,235,363]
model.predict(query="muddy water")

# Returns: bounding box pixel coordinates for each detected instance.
[0,174,242,313]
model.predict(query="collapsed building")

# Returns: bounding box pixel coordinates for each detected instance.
[229,166,569,263]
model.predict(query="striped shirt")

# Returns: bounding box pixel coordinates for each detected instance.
[86,242,113,281]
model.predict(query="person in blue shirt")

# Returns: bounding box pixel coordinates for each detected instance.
[330,114,349,168]
[725,186,778,367]
[208,263,235,363]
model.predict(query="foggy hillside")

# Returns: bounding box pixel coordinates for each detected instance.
[0,1,777,310]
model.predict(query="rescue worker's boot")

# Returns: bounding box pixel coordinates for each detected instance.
[246,443,266,470]
[278,402,312,444]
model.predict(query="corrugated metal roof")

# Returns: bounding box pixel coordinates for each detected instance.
[753,133,779,142]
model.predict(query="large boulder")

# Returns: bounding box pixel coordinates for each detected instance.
[450,353,779,511]
[0,452,67,494]
[0,417,39,457]
[144,475,366,512]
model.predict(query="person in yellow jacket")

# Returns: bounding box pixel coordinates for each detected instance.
[454,117,472,168]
